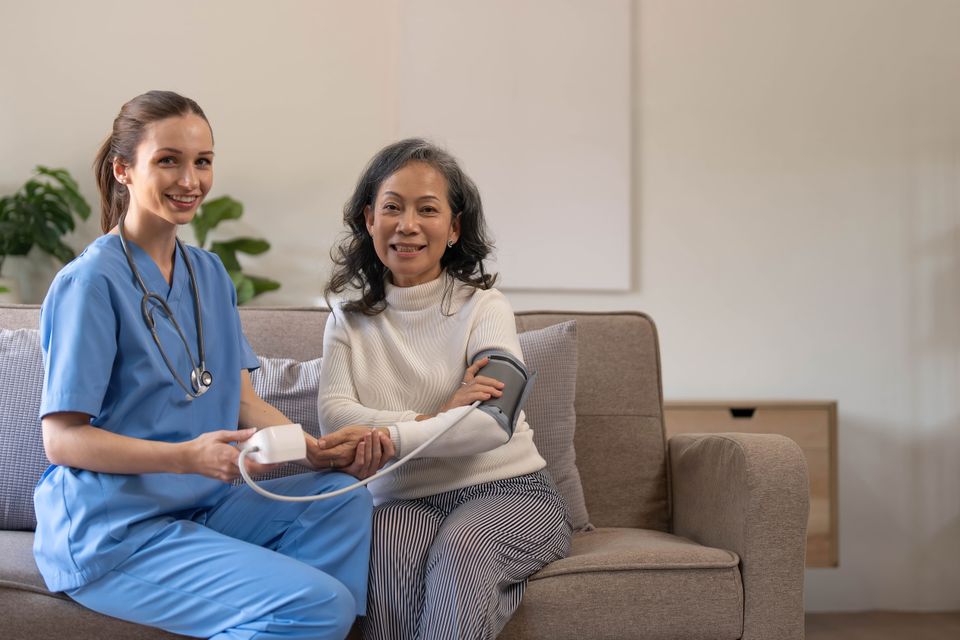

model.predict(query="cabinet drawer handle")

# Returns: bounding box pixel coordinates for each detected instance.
[730,407,756,419]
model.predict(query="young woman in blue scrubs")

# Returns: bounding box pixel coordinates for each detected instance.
[34,91,385,640]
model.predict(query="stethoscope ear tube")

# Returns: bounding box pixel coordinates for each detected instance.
[119,213,212,400]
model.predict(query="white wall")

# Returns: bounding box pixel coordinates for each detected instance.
[397,0,633,291]
[2,0,958,612]
[1,0,403,303]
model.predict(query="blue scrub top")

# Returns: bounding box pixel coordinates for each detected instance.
[34,234,260,592]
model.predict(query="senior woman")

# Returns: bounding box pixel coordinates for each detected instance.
[318,138,572,640]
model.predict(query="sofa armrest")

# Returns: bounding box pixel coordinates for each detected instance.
[669,432,809,640]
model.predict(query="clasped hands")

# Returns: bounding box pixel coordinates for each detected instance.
[308,357,505,480]
[306,427,394,480]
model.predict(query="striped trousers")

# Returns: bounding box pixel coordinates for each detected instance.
[360,470,572,640]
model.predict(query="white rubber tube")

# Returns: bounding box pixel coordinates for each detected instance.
[238,401,482,502]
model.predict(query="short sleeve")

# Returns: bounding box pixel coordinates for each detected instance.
[39,275,117,419]
[213,252,259,372]
[229,284,259,372]
[237,316,259,371]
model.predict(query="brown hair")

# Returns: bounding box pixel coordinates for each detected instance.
[93,90,210,233]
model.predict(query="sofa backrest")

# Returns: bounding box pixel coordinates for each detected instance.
[0,305,670,532]
[239,307,670,531]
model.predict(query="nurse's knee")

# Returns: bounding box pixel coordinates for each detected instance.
[276,472,372,509]
[324,471,368,492]
[298,477,371,537]
[317,473,373,511]
[348,481,374,511]
[296,577,356,636]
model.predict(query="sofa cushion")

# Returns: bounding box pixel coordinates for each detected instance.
[0,530,184,639]
[0,329,48,531]
[247,355,323,482]
[249,355,323,437]
[517,321,589,530]
[514,313,668,531]
[499,528,743,640]
[0,530,54,594]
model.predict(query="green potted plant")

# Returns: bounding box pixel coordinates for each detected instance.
[191,195,280,305]
[0,166,91,302]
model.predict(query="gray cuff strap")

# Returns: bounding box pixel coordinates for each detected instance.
[472,349,537,438]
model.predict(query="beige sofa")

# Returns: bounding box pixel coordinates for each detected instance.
[0,305,808,639]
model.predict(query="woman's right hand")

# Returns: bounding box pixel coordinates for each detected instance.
[307,425,395,473]
[438,357,505,413]
[182,428,266,482]
[338,428,394,480]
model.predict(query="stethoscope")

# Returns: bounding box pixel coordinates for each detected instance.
[118,213,213,400]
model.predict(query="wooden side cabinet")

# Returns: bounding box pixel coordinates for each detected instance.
[663,400,838,568]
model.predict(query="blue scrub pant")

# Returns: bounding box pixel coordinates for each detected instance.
[67,472,372,640]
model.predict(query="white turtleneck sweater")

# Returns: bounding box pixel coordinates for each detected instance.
[317,274,546,502]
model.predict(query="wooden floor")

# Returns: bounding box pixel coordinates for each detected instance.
[806,612,960,639]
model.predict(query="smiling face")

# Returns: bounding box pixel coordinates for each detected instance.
[114,113,213,228]
[364,161,461,287]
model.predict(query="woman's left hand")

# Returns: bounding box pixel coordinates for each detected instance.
[339,428,395,480]
[306,426,395,475]
[438,357,505,413]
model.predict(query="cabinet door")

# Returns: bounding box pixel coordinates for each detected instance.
[664,401,838,568]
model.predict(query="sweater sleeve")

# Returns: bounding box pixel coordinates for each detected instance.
[388,287,523,458]
[465,289,525,364]
[317,310,419,434]
[391,405,509,458]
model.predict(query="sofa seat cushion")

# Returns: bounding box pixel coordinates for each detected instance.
[1,531,185,639]
[0,530,50,595]
[500,528,744,640]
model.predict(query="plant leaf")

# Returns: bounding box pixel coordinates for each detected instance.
[211,237,270,256]
[229,271,256,305]
[247,275,281,296]
[46,240,76,264]
[37,166,79,192]
[36,166,91,220]
[192,196,243,247]
[2,168,91,266]
[210,243,241,272]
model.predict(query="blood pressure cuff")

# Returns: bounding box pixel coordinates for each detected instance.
[473,349,537,438]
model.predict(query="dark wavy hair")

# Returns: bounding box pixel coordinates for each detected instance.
[93,90,210,233]
[326,138,497,315]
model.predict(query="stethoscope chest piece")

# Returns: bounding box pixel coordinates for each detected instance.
[192,368,214,395]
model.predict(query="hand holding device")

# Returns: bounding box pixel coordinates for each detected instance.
[187,428,260,483]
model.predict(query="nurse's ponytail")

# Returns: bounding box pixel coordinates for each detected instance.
[94,136,125,234]
[93,91,211,233]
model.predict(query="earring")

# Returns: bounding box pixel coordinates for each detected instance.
[447,239,455,248]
